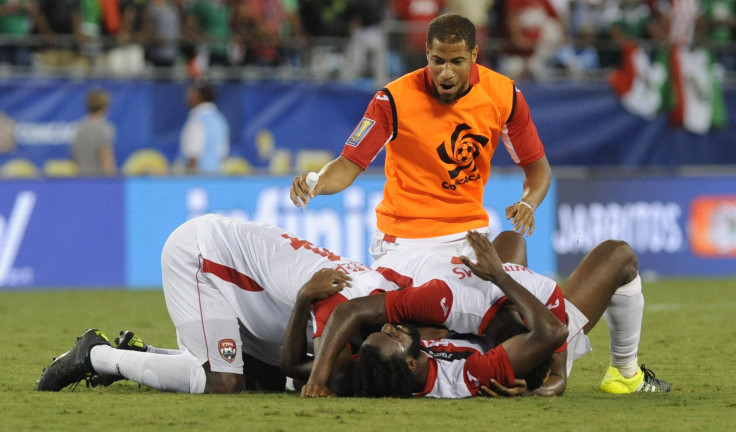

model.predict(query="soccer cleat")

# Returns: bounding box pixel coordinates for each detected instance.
[88,330,149,387]
[114,330,149,352]
[600,364,671,394]
[36,329,111,391]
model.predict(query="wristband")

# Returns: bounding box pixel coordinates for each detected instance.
[517,200,534,211]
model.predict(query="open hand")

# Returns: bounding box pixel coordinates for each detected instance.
[459,231,504,283]
[477,379,528,398]
[301,269,352,302]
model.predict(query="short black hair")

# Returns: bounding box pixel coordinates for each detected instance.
[353,344,413,398]
[427,13,476,50]
[192,79,217,103]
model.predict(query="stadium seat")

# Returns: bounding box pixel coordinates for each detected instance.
[122,149,170,176]
[0,158,41,178]
[295,149,333,174]
[221,156,253,176]
[268,150,292,175]
[43,159,79,177]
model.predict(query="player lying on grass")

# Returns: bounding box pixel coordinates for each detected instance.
[36,214,402,394]
[36,214,530,395]
[303,231,671,397]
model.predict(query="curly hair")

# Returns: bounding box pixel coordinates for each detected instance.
[353,344,414,398]
[427,13,476,50]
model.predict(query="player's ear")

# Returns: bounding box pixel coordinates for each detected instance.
[406,357,417,371]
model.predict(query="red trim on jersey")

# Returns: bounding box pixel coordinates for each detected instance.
[385,281,453,325]
[505,90,545,166]
[478,296,509,335]
[414,355,438,397]
[340,91,394,170]
[311,293,348,338]
[465,345,517,394]
[201,258,264,292]
[546,284,568,352]
[374,266,414,289]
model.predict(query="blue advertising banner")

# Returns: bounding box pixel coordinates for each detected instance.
[555,176,736,277]
[126,175,556,288]
[0,179,126,289]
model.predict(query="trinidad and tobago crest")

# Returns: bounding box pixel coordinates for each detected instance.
[436,123,489,180]
[218,339,237,363]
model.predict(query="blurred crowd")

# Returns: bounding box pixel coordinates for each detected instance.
[0,0,734,81]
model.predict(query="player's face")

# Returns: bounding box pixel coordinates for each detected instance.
[364,324,419,358]
[426,39,478,105]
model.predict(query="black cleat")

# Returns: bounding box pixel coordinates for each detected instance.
[88,330,148,387]
[36,329,111,391]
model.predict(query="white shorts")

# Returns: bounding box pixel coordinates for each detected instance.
[161,219,245,374]
[369,227,491,261]
[564,299,593,376]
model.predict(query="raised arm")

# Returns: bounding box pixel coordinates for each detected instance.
[281,269,351,381]
[461,231,567,379]
[290,156,363,208]
[301,293,387,397]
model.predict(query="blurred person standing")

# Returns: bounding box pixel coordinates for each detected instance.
[291,14,551,260]
[179,80,230,175]
[71,88,117,176]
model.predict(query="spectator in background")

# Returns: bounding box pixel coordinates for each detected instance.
[183,0,235,73]
[392,0,445,72]
[701,0,736,70]
[36,0,83,69]
[0,0,49,66]
[342,0,387,80]
[179,80,230,175]
[499,0,567,79]
[72,88,117,176]
[444,0,494,66]
[231,0,298,66]
[139,0,182,67]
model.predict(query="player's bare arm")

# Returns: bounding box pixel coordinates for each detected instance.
[302,293,388,397]
[281,269,351,381]
[290,156,363,207]
[505,155,551,237]
[461,231,567,378]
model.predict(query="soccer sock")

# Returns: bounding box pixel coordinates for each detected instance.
[90,345,207,394]
[603,274,644,378]
[145,345,180,355]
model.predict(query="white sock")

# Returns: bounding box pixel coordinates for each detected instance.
[146,345,180,355]
[603,274,644,378]
[90,345,207,393]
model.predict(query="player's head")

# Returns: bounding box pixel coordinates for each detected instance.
[187,78,217,108]
[85,88,110,114]
[353,323,421,397]
[425,14,478,105]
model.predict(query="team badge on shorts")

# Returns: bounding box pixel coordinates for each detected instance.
[218,339,237,363]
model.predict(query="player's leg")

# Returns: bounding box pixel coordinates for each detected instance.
[492,231,528,266]
[561,240,669,393]
[89,220,244,393]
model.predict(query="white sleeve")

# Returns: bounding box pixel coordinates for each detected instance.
[180,117,205,158]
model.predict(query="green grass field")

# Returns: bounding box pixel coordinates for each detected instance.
[2,279,735,432]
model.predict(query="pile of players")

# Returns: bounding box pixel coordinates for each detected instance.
[36,13,670,398]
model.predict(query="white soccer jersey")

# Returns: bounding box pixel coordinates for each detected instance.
[177,214,399,342]
[417,338,516,398]
[372,249,566,336]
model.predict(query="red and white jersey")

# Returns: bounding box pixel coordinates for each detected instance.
[185,214,400,341]
[417,338,516,398]
[372,249,566,344]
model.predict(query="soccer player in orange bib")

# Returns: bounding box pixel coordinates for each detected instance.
[291,13,551,260]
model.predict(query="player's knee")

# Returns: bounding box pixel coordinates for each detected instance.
[204,371,244,394]
[601,240,638,281]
